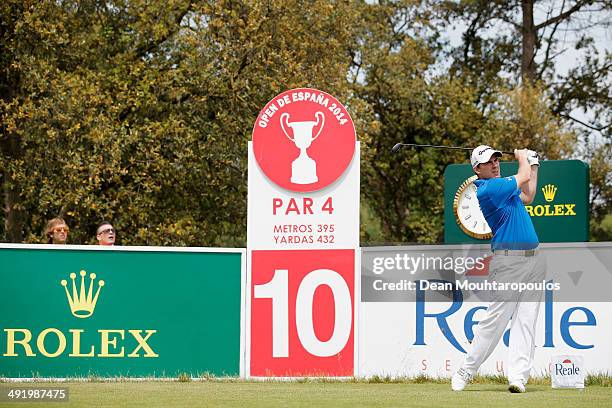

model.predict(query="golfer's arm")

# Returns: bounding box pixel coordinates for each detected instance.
[520,165,538,205]
[514,154,531,188]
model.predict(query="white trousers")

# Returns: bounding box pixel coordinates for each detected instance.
[462,253,546,384]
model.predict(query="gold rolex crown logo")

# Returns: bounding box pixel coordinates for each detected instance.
[60,270,105,319]
[542,184,558,202]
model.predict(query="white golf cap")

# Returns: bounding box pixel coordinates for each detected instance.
[471,145,502,168]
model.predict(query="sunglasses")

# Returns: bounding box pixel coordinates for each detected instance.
[98,227,115,235]
[53,227,69,233]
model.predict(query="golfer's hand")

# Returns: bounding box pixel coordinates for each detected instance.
[526,149,540,166]
[514,149,529,161]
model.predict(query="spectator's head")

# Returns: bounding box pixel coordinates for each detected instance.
[96,222,115,246]
[46,218,69,244]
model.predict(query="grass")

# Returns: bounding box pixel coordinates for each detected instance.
[1,380,610,408]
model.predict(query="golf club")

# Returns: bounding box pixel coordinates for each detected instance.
[391,143,514,155]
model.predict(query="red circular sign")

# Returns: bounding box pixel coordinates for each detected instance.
[252,88,356,192]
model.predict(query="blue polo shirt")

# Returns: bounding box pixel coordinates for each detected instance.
[474,176,539,250]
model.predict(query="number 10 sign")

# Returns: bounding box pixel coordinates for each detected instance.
[249,250,355,376]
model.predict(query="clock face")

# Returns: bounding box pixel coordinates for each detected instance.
[453,175,492,239]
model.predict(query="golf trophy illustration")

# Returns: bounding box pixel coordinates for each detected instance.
[280,111,325,184]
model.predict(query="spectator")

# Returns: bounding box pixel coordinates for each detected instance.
[96,221,116,246]
[45,217,69,244]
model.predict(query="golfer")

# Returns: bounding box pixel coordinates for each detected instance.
[452,146,545,393]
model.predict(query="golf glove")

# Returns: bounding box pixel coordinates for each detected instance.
[526,149,540,166]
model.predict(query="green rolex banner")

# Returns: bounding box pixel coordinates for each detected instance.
[0,245,244,378]
[444,160,589,244]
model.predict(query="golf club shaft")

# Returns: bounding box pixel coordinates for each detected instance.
[391,143,513,155]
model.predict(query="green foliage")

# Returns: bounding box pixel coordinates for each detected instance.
[359,200,384,245]
[483,84,577,158]
[177,373,191,382]
[0,0,362,245]
[434,0,612,243]
[584,141,612,241]
[353,2,483,243]
[355,0,609,244]
[591,213,612,242]
[0,0,608,246]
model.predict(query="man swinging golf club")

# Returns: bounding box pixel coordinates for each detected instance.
[451,145,545,393]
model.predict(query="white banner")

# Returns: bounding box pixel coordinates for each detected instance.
[359,243,612,378]
[359,301,610,377]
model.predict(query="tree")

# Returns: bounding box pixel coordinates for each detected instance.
[0,0,364,245]
[585,140,612,240]
[434,0,611,239]
[353,1,493,243]
[354,0,595,244]
[2,1,607,246]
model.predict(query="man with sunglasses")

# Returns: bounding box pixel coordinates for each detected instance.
[46,217,69,244]
[452,145,544,393]
[96,221,116,246]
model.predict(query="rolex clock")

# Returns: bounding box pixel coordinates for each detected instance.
[453,175,492,239]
